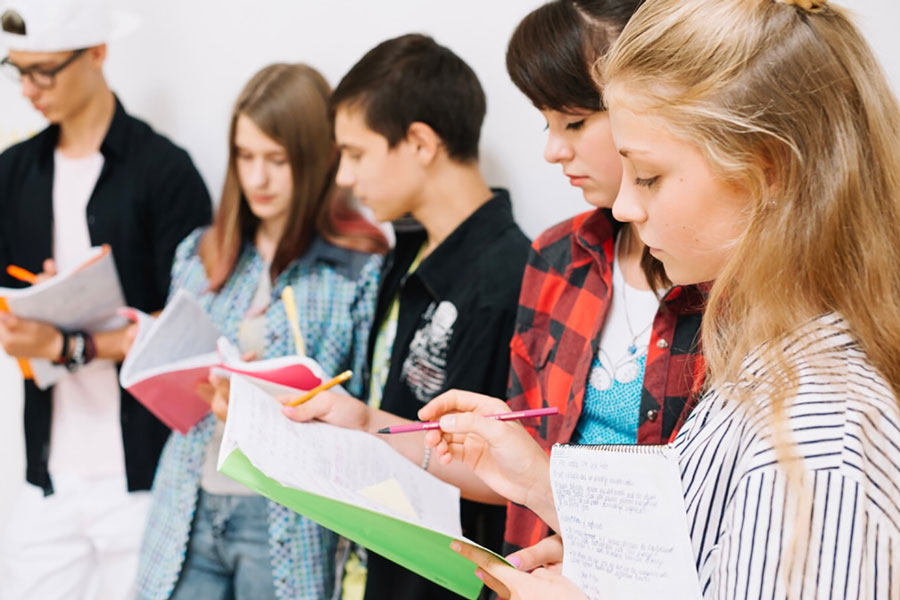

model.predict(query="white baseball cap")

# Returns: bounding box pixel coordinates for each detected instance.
[0,0,139,53]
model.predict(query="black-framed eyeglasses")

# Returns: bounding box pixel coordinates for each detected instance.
[0,48,87,90]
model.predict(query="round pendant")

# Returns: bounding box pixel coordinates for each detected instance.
[589,364,613,391]
[616,360,640,384]
[627,344,637,355]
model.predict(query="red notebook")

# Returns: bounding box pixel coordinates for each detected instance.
[120,291,328,433]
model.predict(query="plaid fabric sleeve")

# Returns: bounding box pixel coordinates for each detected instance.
[503,211,615,551]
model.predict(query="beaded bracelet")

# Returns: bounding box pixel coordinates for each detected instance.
[421,445,433,471]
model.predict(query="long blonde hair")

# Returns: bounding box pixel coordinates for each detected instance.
[602,0,900,398]
[601,0,900,589]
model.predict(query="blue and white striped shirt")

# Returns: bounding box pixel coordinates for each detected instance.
[675,314,900,599]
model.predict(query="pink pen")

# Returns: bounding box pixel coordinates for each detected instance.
[376,406,559,434]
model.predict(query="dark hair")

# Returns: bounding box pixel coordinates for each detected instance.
[331,33,486,162]
[201,63,387,290]
[508,1,668,292]
[506,0,642,112]
[1,9,25,35]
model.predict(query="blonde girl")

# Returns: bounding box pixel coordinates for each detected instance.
[420,0,900,598]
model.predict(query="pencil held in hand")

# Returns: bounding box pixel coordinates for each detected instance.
[6,265,37,284]
[377,406,559,434]
[281,285,307,357]
[286,370,353,407]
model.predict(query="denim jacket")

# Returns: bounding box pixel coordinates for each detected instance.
[135,228,381,599]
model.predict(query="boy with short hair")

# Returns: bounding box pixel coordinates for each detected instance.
[0,0,211,597]
[284,34,530,600]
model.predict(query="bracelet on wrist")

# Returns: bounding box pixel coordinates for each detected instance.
[83,332,96,364]
[421,445,433,471]
[63,331,89,372]
[54,329,70,365]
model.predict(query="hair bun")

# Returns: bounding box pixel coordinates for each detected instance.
[775,0,828,12]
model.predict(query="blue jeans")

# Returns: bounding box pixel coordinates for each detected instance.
[170,491,276,600]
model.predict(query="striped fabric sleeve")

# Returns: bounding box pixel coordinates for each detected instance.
[711,466,899,599]
[677,314,900,600]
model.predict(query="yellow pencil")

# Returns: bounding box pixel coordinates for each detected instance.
[286,370,353,407]
[281,285,306,357]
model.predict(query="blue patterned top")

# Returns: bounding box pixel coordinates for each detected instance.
[135,228,381,600]
[571,353,646,445]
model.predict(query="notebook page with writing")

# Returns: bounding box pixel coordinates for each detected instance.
[218,375,503,599]
[550,444,701,600]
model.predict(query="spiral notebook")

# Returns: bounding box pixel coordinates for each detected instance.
[550,443,701,600]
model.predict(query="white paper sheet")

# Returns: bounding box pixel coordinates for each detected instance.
[220,375,462,537]
[0,246,127,389]
[119,290,220,386]
[551,444,702,600]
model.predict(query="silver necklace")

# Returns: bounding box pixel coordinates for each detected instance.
[589,232,656,391]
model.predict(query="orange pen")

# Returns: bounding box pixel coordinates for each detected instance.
[286,370,353,407]
[6,265,37,284]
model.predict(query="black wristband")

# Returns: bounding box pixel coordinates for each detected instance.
[55,329,70,365]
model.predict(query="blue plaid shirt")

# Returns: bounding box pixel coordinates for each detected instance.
[135,228,381,600]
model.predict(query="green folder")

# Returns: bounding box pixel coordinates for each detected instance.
[220,447,493,599]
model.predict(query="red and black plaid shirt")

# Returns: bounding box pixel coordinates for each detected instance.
[504,209,706,553]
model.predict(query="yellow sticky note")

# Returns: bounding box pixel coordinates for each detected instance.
[358,478,419,521]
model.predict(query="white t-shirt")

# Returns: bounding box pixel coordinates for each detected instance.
[594,238,659,376]
[48,150,126,479]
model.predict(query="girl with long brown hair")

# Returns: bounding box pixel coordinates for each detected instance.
[417,0,900,597]
[134,63,386,600]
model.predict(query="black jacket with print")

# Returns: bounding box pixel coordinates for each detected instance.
[363,189,530,600]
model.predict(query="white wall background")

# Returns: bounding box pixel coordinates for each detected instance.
[1,0,898,519]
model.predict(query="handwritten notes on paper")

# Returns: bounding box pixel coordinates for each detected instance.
[550,444,702,599]
[220,375,462,535]
[217,376,507,599]
[119,290,221,432]
[0,245,127,388]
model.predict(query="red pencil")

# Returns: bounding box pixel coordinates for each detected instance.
[376,406,559,434]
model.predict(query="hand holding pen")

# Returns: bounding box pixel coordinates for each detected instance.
[6,259,57,286]
[417,389,560,530]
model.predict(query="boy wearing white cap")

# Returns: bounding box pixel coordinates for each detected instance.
[0,1,211,597]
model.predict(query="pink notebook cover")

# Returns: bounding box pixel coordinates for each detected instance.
[127,365,216,434]
[127,361,324,434]
[217,363,322,390]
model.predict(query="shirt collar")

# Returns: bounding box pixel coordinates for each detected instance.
[98,95,129,159]
[246,234,367,283]
[661,282,709,313]
[37,94,129,164]
[397,188,517,300]
[574,208,619,267]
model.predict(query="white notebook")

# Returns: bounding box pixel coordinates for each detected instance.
[550,443,701,600]
[0,245,127,389]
